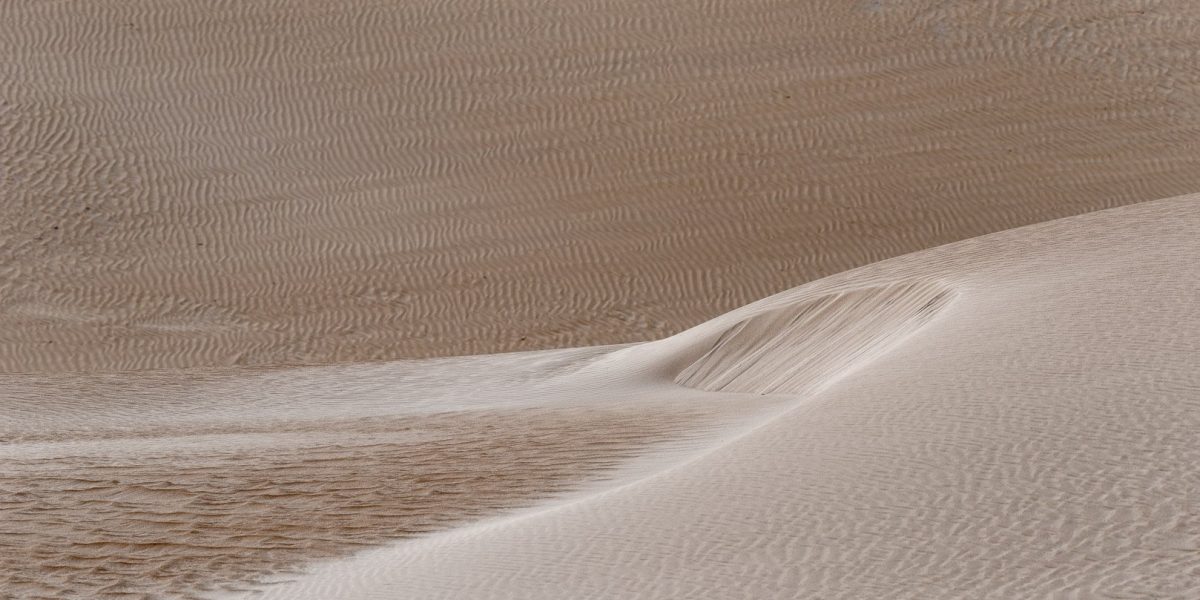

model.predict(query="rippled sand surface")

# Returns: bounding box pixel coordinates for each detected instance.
[5,197,1200,598]
[1,349,771,598]
[247,194,1200,600]
[3,407,713,598]
[4,1,1200,599]
[5,0,1200,371]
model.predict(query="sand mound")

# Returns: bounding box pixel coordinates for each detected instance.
[235,195,1200,599]
[5,0,1200,596]
[5,197,1200,598]
[676,280,954,394]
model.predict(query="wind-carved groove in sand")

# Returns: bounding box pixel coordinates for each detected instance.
[676,280,955,395]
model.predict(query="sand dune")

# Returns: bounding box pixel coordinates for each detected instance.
[5,0,1200,598]
[4,196,1198,598]
[1,346,784,598]
[6,0,1200,371]
[235,194,1200,599]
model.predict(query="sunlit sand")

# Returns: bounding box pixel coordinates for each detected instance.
[3,1,1200,598]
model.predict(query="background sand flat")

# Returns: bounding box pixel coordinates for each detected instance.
[5,0,1200,371]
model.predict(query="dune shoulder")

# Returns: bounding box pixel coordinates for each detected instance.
[239,195,1200,599]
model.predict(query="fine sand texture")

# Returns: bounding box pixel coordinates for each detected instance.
[6,0,1200,371]
[232,194,1200,600]
[4,196,1199,598]
[1,348,780,598]
[5,0,1200,598]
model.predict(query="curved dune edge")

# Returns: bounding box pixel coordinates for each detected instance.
[230,195,1200,599]
[676,280,955,395]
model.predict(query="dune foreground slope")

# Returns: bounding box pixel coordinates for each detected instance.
[6,0,1200,371]
[4,196,1199,598]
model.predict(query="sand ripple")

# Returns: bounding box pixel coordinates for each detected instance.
[677,280,953,394]
[1,407,710,599]
[5,0,1200,371]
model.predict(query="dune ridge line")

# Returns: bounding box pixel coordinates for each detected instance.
[676,280,955,395]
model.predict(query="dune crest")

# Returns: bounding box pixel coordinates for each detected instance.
[676,280,954,395]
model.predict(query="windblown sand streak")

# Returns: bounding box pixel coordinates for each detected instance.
[676,281,954,395]
[5,0,1200,371]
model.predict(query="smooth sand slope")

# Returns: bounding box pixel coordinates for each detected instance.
[6,0,1200,371]
[4,196,1199,598]
[241,194,1200,600]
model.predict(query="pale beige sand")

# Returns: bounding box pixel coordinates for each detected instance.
[234,194,1200,599]
[4,197,1199,598]
[5,0,1200,597]
[2,406,718,598]
[6,0,1200,371]
[1,348,783,598]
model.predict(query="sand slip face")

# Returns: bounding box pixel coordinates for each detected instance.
[241,196,1200,599]
[6,0,1200,371]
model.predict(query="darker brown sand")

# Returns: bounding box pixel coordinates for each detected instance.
[4,1,1200,598]
[4,0,1200,372]
[1,406,710,599]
